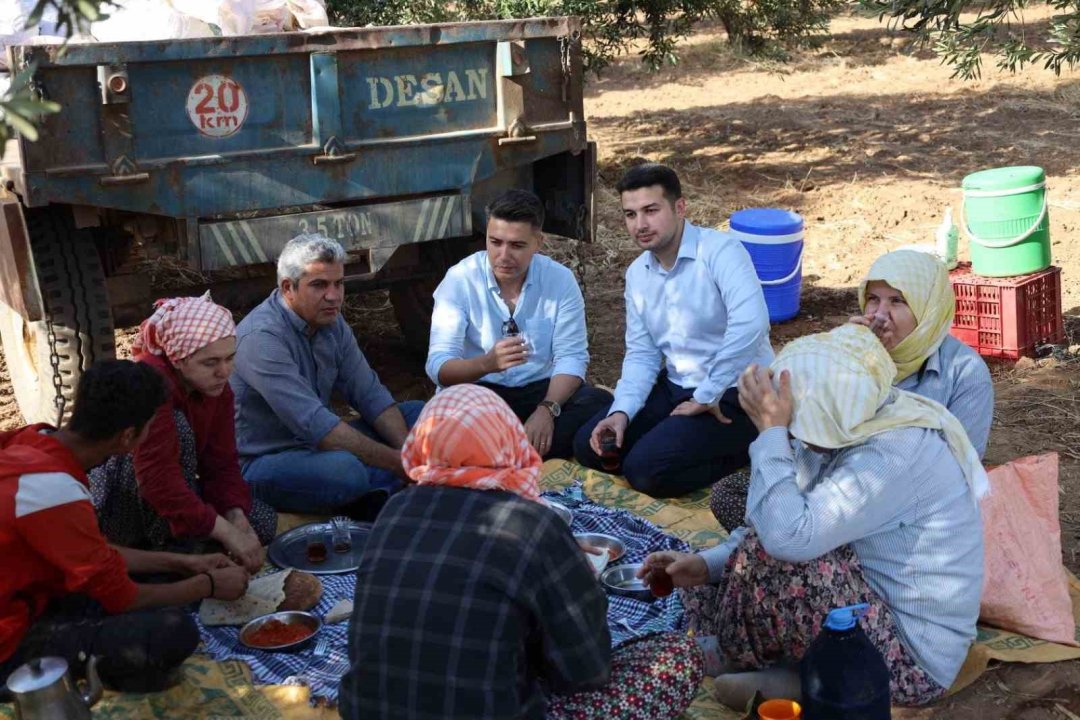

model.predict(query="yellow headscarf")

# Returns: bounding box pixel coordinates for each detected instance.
[772,324,988,500]
[858,250,955,382]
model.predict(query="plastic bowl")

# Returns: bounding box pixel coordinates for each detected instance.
[542,498,573,526]
[239,610,322,653]
[600,563,655,602]
[573,533,626,563]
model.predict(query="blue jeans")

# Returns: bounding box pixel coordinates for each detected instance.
[242,400,425,514]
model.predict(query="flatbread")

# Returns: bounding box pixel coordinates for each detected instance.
[199,569,292,627]
[278,571,322,611]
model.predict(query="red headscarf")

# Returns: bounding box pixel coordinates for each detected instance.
[132,291,235,364]
[401,384,542,502]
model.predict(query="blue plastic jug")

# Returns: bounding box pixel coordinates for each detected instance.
[799,604,891,720]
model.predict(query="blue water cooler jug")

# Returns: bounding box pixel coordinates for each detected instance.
[800,604,891,720]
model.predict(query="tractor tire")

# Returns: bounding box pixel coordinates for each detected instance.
[0,207,115,425]
[389,236,482,356]
[389,276,440,356]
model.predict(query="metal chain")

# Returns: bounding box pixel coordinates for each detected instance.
[558,35,572,102]
[44,316,65,426]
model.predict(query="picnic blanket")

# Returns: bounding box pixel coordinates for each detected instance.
[5,459,1080,720]
[195,492,691,704]
[197,572,355,703]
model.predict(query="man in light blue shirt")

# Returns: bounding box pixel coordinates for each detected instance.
[426,190,611,459]
[573,164,774,497]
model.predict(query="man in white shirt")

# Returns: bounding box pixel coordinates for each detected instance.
[426,190,612,459]
[572,164,774,497]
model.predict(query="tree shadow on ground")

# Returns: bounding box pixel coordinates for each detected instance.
[590,77,1080,224]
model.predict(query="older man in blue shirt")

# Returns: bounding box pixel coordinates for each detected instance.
[573,164,774,497]
[231,234,424,517]
[426,190,611,459]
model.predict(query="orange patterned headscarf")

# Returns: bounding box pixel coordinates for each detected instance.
[401,384,542,502]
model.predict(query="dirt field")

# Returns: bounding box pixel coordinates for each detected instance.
[3,9,1080,716]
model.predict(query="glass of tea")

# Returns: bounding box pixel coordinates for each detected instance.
[305,538,328,564]
[599,429,620,473]
[330,517,352,554]
[648,569,675,598]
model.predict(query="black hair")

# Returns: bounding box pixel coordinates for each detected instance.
[485,189,545,230]
[67,359,166,440]
[615,163,683,203]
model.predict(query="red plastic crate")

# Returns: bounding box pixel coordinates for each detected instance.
[949,263,1064,360]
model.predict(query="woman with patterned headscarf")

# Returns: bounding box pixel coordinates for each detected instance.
[711,249,992,532]
[89,293,275,572]
[642,324,985,709]
[341,384,703,720]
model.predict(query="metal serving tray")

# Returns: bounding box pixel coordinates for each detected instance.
[268,520,372,575]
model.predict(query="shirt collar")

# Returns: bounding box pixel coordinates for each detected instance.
[917,344,943,381]
[644,220,697,272]
[274,289,318,338]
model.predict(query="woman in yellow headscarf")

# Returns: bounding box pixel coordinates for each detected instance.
[711,250,992,532]
[642,324,984,710]
[853,249,992,456]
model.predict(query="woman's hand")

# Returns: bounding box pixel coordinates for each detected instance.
[637,551,709,589]
[737,364,794,433]
[213,515,265,574]
[176,552,235,576]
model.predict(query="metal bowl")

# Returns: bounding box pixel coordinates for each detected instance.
[573,533,626,563]
[542,498,573,526]
[601,563,655,602]
[239,610,322,653]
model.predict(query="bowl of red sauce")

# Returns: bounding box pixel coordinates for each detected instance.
[240,611,322,652]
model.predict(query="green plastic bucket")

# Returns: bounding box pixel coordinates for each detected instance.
[962,165,1051,277]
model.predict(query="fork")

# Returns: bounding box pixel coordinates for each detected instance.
[614,618,643,639]
[312,637,330,657]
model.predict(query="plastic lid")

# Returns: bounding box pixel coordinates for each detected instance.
[6,657,68,694]
[730,208,804,236]
[962,166,1045,192]
[823,603,870,631]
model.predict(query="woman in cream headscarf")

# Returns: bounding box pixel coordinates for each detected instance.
[341,384,703,720]
[711,249,992,532]
[642,324,984,709]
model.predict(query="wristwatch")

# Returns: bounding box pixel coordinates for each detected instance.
[538,400,562,418]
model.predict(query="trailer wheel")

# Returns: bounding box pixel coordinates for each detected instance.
[0,208,115,425]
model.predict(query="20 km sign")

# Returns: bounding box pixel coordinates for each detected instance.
[186,75,248,138]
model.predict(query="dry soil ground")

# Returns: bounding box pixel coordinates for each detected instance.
[3,9,1080,717]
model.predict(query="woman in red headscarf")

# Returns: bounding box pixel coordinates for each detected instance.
[89,293,275,572]
[340,384,703,720]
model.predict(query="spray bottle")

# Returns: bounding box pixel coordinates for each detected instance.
[935,207,959,270]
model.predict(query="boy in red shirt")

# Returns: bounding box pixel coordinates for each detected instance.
[0,360,249,694]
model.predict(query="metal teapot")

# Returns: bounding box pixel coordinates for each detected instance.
[5,656,102,720]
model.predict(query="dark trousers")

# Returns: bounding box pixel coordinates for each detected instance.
[572,376,758,498]
[0,595,199,698]
[479,379,613,461]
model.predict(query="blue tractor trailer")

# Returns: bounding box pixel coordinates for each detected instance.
[0,16,595,423]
